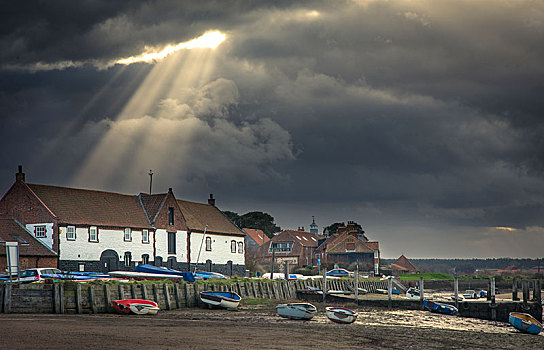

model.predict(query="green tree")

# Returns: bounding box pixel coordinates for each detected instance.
[323,222,365,236]
[222,210,281,238]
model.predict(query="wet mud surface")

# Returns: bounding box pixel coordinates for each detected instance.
[1,301,543,349]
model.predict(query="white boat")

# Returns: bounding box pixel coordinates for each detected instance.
[199,291,242,309]
[277,302,317,320]
[325,307,358,324]
[463,290,478,299]
[450,295,464,302]
[406,287,420,300]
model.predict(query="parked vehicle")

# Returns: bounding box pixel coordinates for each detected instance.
[18,268,62,283]
[463,290,478,299]
[326,268,353,278]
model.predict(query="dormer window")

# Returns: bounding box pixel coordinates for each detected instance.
[168,207,174,225]
[34,225,46,238]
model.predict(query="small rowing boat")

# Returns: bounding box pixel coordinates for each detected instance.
[199,291,242,309]
[509,312,543,335]
[423,299,458,315]
[112,299,160,315]
[277,302,317,320]
[325,307,358,324]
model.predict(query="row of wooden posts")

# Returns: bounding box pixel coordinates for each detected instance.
[0,278,388,314]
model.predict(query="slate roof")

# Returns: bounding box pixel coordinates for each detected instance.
[27,184,152,228]
[274,230,319,247]
[177,200,244,236]
[244,228,270,246]
[0,218,57,257]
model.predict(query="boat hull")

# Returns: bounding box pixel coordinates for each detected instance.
[200,291,241,309]
[325,307,358,324]
[423,300,458,315]
[509,312,543,335]
[112,299,160,315]
[277,303,317,320]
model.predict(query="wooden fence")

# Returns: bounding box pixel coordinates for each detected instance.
[0,279,389,314]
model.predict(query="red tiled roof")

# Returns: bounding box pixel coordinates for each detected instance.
[244,228,269,246]
[392,255,418,272]
[139,193,168,223]
[27,184,152,228]
[0,219,57,257]
[177,200,244,236]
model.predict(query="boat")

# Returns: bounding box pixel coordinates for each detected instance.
[423,300,458,315]
[276,302,317,320]
[509,312,543,335]
[325,307,358,324]
[109,270,187,281]
[199,291,242,309]
[406,287,420,300]
[376,288,388,294]
[112,299,160,315]
[449,295,464,302]
[194,271,228,280]
[134,264,196,282]
[376,288,401,295]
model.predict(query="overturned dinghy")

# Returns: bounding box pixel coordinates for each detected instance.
[325,307,358,324]
[277,302,317,320]
[200,291,242,310]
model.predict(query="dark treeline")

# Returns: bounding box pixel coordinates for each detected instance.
[381,258,544,274]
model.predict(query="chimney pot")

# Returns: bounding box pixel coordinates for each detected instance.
[208,193,215,206]
[16,165,25,182]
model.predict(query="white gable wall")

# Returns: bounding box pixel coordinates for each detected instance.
[154,229,187,263]
[58,226,154,262]
[190,232,245,265]
[26,223,54,250]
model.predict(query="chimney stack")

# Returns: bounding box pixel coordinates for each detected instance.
[208,193,215,206]
[16,165,25,182]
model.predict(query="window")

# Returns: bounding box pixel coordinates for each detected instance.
[67,226,76,240]
[168,207,174,225]
[124,252,132,266]
[142,254,149,265]
[34,225,46,238]
[238,242,243,254]
[231,240,236,253]
[269,242,293,252]
[168,232,176,254]
[124,228,132,242]
[142,229,149,244]
[205,237,212,251]
[89,226,98,242]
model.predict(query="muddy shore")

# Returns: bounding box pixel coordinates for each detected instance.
[1,301,543,349]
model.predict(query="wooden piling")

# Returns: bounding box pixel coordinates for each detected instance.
[53,283,60,314]
[163,284,171,310]
[3,283,11,313]
[174,284,181,309]
[131,284,137,299]
[89,286,97,314]
[141,284,148,300]
[420,277,425,310]
[104,284,111,313]
[512,279,519,301]
[76,284,82,314]
[59,284,65,314]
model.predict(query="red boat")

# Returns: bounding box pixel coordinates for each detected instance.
[112,299,160,315]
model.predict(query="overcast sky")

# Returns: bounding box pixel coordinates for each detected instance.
[1,1,543,259]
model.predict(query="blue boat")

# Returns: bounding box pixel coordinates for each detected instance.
[200,291,241,309]
[135,264,195,282]
[423,299,458,315]
[509,312,543,335]
[195,271,228,280]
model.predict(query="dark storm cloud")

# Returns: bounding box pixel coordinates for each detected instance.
[1,0,543,257]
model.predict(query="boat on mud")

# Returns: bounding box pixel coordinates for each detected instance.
[277,302,317,320]
[423,300,458,315]
[509,312,543,335]
[406,287,421,300]
[199,291,242,309]
[112,299,160,315]
[325,307,358,324]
